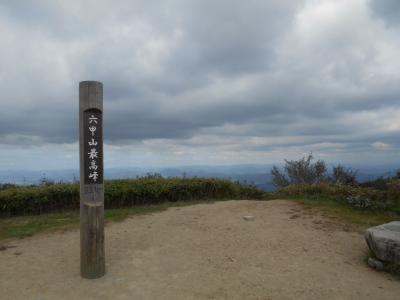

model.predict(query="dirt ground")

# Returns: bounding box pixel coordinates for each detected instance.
[0,200,399,300]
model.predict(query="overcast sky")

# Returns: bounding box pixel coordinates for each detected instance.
[0,0,399,170]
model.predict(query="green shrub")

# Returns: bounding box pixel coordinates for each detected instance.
[271,154,327,187]
[0,177,264,217]
[387,179,400,204]
[278,183,392,211]
[359,176,391,191]
[278,182,334,196]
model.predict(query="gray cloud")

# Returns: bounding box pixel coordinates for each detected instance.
[0,0,399,167]
[369,0,400,26]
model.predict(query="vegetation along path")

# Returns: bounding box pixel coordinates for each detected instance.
[1,200,399,299]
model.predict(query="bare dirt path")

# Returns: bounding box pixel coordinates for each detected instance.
[1,200,399,300]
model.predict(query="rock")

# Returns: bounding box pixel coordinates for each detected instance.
[367,257,384,271]
[346,195,371,209]
[243,215,254,221]
[365,221,400,265]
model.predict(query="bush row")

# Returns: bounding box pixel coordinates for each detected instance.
[278,180,400,212]
[0,177,264,217]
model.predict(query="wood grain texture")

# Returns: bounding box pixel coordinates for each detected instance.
[79,81,105,278]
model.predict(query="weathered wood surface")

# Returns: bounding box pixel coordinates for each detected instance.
[79,81,105,278]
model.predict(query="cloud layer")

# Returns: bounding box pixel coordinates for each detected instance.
[0,0,399,169]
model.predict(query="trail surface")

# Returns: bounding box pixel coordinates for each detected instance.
[1,200,399,300]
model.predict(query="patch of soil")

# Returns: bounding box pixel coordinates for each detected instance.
[1,200,399,299]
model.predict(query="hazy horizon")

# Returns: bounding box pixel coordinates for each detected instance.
[1,162,397,190]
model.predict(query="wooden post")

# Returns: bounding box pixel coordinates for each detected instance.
[79,81,105,278]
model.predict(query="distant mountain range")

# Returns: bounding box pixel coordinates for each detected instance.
[0,163,398,191]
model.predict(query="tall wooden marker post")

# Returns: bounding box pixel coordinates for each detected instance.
[79,81,105,278]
